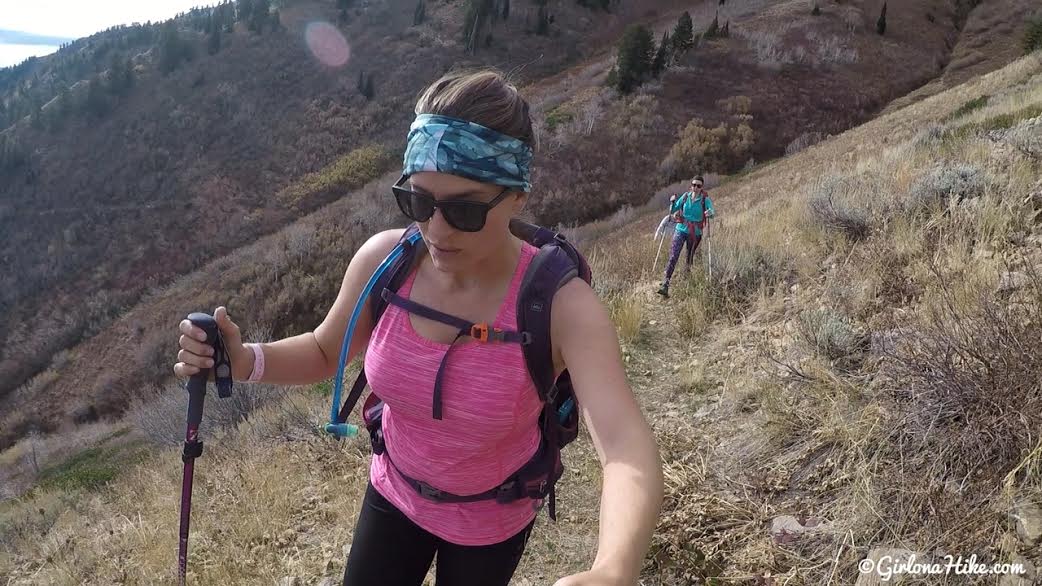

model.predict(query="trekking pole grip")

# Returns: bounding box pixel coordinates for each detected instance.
[185,312,220,427]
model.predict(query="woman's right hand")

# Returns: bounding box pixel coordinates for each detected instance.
[173,306,254,381]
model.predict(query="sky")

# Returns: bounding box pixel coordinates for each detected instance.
[0,0,209,66]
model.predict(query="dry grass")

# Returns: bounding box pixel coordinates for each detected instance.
[883,262,1042,479]
[1,390,357,584]
[606,290,646,346]
[5,50,1042,586]
[634,53,1042,584]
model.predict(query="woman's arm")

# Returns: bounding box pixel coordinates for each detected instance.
[669,193,685,214]
[550,280,664,585]
[250,229,405,385]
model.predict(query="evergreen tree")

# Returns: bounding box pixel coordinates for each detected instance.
[121,55,134,92]
[357,70,375,99]
[106,52,133,95]
[672,11,694,54]
[208,24,222,54]
[237,0,254,24]
[56,85,72,116]
[222,1,235,33]
[85,78,108,117]
[158,24,187,74]
[536,5,550,35]
[1025,16,1042,54]
[249,2,269,33]
[463,0,495,53]
[502,0,510,20]
[651,30,670,77]
[0,135,29,174]
[414,0,427,25]
[614,24,654,93]
[705,12,720,39]
[30,104,43,130]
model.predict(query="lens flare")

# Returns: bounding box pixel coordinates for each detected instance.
[304,22,350,67]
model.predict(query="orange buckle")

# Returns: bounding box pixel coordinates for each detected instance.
[470,323,502,343]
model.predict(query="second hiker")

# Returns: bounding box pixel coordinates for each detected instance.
[657,176,715,298]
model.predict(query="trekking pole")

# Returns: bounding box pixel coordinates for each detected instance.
[652,232,666,273]
[704,216,712,281]
[651,214,671,273]
[178,312,233,586]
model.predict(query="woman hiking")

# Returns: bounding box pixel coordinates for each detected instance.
[173,70,663,586]
[656,176,715,298]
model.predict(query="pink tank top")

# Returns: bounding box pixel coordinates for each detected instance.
[364,242,544,546]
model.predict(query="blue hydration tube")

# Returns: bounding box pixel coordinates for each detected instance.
[324,231,423,438]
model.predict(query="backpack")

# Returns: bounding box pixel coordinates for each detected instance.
[332,219,593,520]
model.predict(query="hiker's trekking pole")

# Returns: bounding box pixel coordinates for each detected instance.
[704,216,712,281]
[178,313,232,586]
[652,232,666,272]
[652,214,671,273]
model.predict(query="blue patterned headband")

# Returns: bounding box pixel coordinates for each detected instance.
[403,113,533,192]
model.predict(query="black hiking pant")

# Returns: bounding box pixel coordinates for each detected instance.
[342,482,534,586]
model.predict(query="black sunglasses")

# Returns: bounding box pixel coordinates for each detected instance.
[392,175,512,233]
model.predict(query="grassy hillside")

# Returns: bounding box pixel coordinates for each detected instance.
[3,45,1041,586]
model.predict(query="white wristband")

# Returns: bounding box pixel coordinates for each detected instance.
[244,343,265,382]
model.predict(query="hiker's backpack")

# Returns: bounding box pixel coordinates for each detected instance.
[333,219,593,520]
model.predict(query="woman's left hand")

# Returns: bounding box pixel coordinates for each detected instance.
[553,569,625,586]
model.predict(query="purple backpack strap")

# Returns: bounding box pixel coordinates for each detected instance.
[510,219,592,402]
[509,220,592,520]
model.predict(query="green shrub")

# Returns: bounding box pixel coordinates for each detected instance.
[798,308,867,363]
[946,95,989,120]
[279,145,393,206]
[36,442,145,492]
[545,106,574,132]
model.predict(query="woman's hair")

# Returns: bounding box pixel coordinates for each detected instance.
[415,70,534,147]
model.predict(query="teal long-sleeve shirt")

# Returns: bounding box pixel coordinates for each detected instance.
[670,191,715,236]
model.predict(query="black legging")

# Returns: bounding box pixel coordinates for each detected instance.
[342,482,534,586]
